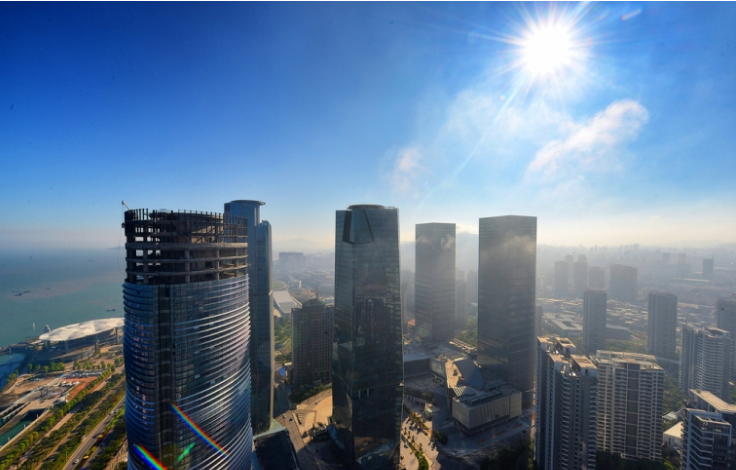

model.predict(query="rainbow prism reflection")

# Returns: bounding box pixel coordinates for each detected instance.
[135,444,170,470]
[171,403,230,457]
[177,442,196,463]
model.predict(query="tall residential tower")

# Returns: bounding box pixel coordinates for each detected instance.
[583,289,607,354]
[332,205,403,470]
[647,291,678,361]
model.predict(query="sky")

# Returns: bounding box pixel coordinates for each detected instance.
[2,2,735,253]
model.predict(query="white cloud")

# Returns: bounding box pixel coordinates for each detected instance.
[389,146,423,192]
[527,99,649,178]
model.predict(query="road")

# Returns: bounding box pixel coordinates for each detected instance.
[63,396,125,470]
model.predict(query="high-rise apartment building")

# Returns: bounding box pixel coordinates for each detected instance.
[477,215,537,399]
[554,260,568,298]
[680,326,731,400]
[536,337,598,470]
[647,291,678,360]
[610,264,638,302]
[588,266,605,290]
[682,390,736,470]
[291,299,334,387]
[332,205,403,470]
[703,258,714,281]
[224,200,274,434]
[573,255,589,296]
[467,270,478,303]
[593,351,664,461]
[123,209,252,470]
[583,289,607,354]
[717,296,736,379]
[415,223,456,341]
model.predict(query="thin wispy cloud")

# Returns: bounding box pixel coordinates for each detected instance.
[389,146,423,193]
[527,99,650,178]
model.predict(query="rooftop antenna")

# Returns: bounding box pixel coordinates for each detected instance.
[122,200,132,211]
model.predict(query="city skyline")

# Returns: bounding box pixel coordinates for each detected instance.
[2,3,736,251]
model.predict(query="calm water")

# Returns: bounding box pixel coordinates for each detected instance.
[0,410,44,447]
[0,249,125,349]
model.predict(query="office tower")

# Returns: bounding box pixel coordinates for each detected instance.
[573,255,589,296]
[224,200,274,434]
[647,291,678,360]
[467,270,478,303]
[535,305,543,338]
[536,337,598,470]
[678,253,687,265]
[279,252,306,271]
[565,254,574,289]
[478,215,537,398]
[682,390,736,469]
[456,271,468,331]
[414,223,456,341]
[588,266,605,290]
[554,260,568,298]
[583,289,607,354]
[332,205,403,470]
[717,296,736,378]
[703,258,714,281]
[593,351,664,461]
[662,252,671,265]
[123,209,252,470]
[291,299,334,387]
[610,264,637,303]
[680,326,731,400]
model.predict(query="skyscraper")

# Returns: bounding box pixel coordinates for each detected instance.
[224,200,274,435]
[647,291,678,360]
[573,255,589,296]
[717,296,736,378]
[414,223,456,341]
[682,390,736,470]
[583,289,607,354]
[593,351,664,461]
[332,205,403,470]
[588,266,605,290]
[554,260,568,298]
[703,258,714,281]
[477,215,537,398]
[680,325,731,400]
[610,264,637,302]
[536,337,598,470]
[291,299,333,387]
[123,209,252,470]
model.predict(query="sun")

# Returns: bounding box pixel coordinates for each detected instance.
[522,25,574,75]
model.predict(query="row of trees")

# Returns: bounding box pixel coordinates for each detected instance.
[0,370,120,470]
[26,362,65,374]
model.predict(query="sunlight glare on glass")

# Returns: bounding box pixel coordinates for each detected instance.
[522,25,573,75]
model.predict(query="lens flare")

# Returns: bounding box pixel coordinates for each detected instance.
[135,444,170,470]
[177,442,196,463]
[171,403,230,457]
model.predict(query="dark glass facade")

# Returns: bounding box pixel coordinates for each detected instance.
[332,205,403,470]
[123,209,252,470]
[477,215,537,397]
[415,223,456,341]
[224,201,274,435]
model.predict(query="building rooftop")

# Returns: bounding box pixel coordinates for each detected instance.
[39,318,124,342]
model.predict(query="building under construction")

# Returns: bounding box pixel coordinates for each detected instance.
[122,209,253,470]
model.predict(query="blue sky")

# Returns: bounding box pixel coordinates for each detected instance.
[1,2,735,252]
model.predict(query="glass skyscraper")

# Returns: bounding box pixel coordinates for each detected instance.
[477,215,537,399]
[332,205,403,470]
[123,209,252,470]
[224,200,274,435]
[415,223,456,341]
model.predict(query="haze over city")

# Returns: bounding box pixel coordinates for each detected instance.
[2,2,736,252]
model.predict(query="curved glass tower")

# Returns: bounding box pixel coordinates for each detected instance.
[123,209,252,470]
[332,204,403,470]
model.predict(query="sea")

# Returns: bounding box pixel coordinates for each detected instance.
[0,249,126,349]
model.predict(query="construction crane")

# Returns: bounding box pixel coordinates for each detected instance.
[122,200,131,210]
